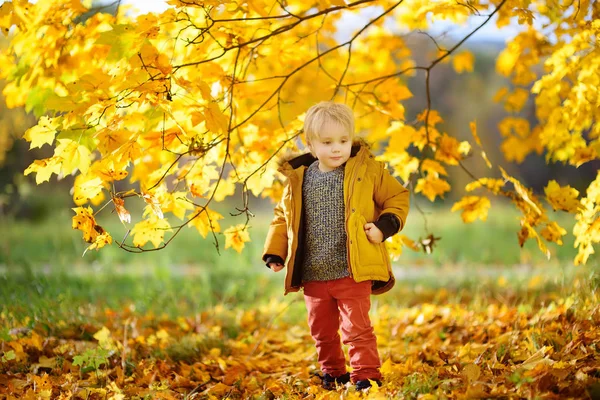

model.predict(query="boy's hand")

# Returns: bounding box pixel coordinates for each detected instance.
[364,223,383,244]
[269,262,284,272]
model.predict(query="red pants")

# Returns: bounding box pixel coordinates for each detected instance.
[303,277,382,383]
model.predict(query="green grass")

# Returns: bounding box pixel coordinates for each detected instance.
[399,199,587,266]
[1,198,593,269]
[0,206,269,270]
[1,197,598,328]
[0,264,281,324]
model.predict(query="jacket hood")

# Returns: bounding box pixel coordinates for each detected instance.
[276,137,372,172]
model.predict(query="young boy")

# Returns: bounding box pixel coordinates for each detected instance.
[262,101,409,391]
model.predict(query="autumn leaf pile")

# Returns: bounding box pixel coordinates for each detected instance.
[1,277,599,399]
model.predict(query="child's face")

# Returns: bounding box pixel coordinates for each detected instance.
[308,120,353,172]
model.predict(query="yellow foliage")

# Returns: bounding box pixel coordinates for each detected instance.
[452,51,474,74]
[224,224,251,253]
[451,196,491,223]
[22,116,58,149]
[189,207,224,238]
[544,180,580,213]
[131,216,172,248]
[0,0,598,264]
[415,173,451,202]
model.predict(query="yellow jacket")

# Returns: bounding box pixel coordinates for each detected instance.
[262,140,410,295]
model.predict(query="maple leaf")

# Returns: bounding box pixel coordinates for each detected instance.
[131,216,172,248]
[22,116,59,149]
[72,206,103,243]
[465,178,505,195]
[435,134,469,166]
[540,221,567,245]
[421,159,447,177]
[452,51,474,73]
[415,174,451,202]
[204,103,229,134]
[451,196,491,223]
[189,207,224,238]
[54,138,92,175]
[24,157,62,184]
[73,174,105,206]
[544,180,580,213]
[224,224,250,253]
[83,231,113,255]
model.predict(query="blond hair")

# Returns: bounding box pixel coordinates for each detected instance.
[304,101,355,143]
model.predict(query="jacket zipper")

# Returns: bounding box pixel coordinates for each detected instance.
[345,152,362,277]
[285,171,302,293]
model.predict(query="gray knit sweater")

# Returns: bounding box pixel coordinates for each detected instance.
[301,161,351,282]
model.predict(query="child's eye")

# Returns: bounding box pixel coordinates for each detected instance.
[323,141,331,145]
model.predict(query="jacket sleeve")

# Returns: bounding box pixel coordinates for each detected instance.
[373,163,410,234]
[262,189,289,264]
[264,254,285,268]
[373,213,401,241]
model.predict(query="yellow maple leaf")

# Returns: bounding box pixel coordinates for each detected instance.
[131,216,172,248]
[435,134,469,165]
[496,45,519,77]
[24,157,62,184]
[540,221,567,245]
[84,231,113,255]
[72,206,105,244]
[73,174,105,206]
[212,178,236,202]
[417,109,443,126]
[156,191,194,220]
[421,159,447,176]
[386,234,420,261]
[500,167,542,216]
[570,147,597,167]
[93,326,117,350]
[504,88,529,113]
[247,0,271,16]
[224,224,250,253]
[500,135,533,163]
[452,51,474,73]
[544,180,580,213]
[386,122,416,152]
[499,117,530,138]
[415,174,451,202]
[519,218,550,259]
[94,158,129,182]
[189,207,224,238]
[22,116,59,149]
[451,196,491,223]
[204,103,229,134]
[54,138,92,175]
[465,178,505,195]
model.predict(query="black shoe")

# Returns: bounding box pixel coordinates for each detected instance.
[355,379,382,391]
[321,372,350,390]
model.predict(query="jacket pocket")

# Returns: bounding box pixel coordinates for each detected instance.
[354,215,388,276]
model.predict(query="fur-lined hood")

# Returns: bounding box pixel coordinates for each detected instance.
[276,137,372,173]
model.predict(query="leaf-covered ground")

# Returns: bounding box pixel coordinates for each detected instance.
[2,267,600,400]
